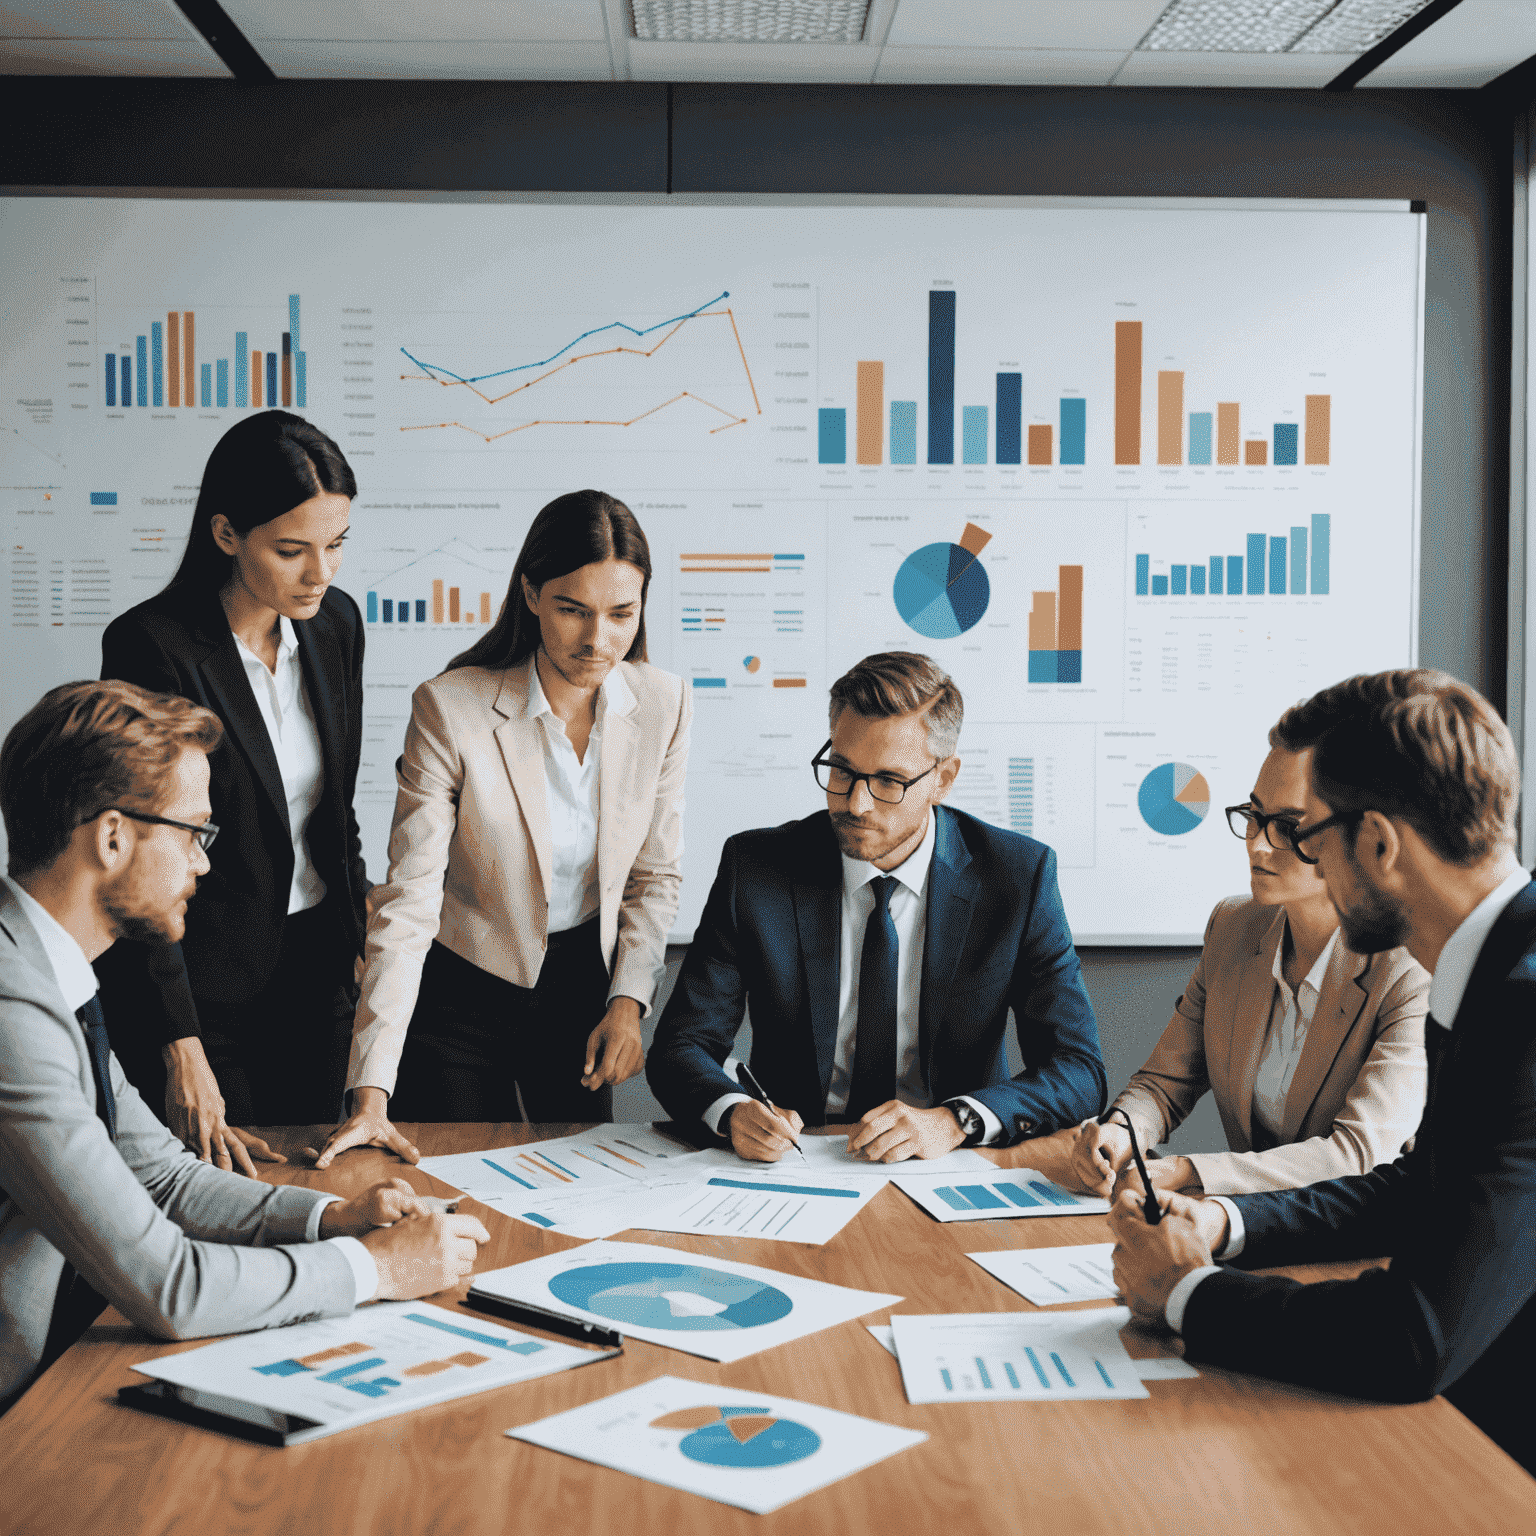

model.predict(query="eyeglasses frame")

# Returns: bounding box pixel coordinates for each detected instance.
[810,739,943,806]
[106,807,220,852]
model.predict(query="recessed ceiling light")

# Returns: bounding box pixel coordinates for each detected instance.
[630,0,872,43]
[1290,0,1437,52]
[1138,0,1437,53]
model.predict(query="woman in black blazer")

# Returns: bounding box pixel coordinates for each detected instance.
[96,410,370,1172]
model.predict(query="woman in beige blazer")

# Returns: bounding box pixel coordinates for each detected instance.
[316,491,690,1164]
[1071,733,1428,1198]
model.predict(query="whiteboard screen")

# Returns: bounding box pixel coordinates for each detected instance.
[0,194,1423,942]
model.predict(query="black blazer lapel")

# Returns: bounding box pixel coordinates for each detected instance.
[791,818,844,1110]
[919,807,978,1092]
[295,609,348,835]
[197,636,289,834]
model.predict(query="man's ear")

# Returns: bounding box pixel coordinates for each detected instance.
[90,810,131,873]
[931,755,962,805]
[1357,809,1402,878]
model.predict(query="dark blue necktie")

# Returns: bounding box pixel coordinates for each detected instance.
[76,993,117,1141]
[846,876,900,1121]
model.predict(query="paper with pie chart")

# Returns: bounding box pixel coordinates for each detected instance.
[507,1374,927,1513]
[468,1240,902,1364]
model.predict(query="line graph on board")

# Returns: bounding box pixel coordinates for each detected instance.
[396,290,763,444]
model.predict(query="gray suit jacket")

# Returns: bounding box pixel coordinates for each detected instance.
[0,884,356,1411]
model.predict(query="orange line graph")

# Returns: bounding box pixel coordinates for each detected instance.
[399,307,761,444]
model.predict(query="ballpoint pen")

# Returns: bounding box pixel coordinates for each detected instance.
[734,1061,808,1162]
[1098,1107,1163,1225]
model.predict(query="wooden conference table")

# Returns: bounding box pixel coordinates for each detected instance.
[4,1124,1534,1536]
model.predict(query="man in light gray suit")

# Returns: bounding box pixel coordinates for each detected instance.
[0,679,490,1412]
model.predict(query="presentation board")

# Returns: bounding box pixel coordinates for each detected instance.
[0,193,1423,941]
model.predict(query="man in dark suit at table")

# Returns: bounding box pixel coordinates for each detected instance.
[1110,669,1536,1475]
[647,651,1106,1164]
[0,679,489,1412]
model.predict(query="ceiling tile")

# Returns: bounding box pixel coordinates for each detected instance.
[0,1,210,40]
[886,0,1168,51]
[1113,48,1354,85]
[219,1,606,43]
[627,39,878,80]
[251,38,614,79]
[0,34,229,72]
[875,45,1127,84]
[1357,0,1536,87]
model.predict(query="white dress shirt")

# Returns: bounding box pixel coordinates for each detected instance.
[1166,864,1534,1334]
[1,876,377,1306]
[232,616,328,914]
[1250,925,1338,1140]
[702,810,1001,1143]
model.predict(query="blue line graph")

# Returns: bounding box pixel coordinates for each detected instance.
[400,291,730,386]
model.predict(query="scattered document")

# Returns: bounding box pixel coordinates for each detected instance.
[892,1169,1110,1222]
[691,1138,993,1183]
[127,1302,612,1445]
[636,1169,878,1245]
[870,1320,1196,1382]
[890,1308,1148,1404]
[867,1324,898,1357]
[966,1244,1119,1305]
[470,1239,901,1364]
[507,1374,926,1514]
[502,1179,699,1240]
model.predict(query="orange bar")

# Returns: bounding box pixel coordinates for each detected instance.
[183,312,194,413]
[479,592,491,623]
[1305,394,1331,464]
[1027,424,1052,466]
[1157,371,1184,465]
[1057,565,1083,650]
[1245,440,1268,466]
[167,313,180,407]
[1216,403,1240,465]
[281,352,292,408]
[432,579,444,623]
[1114,320,1142,465]
[856,361,883,465]
[448,586,460,622]
[771,678,807,688]
[1028,593,1057,652]
[959,522,992,558]
[251,351,263,408]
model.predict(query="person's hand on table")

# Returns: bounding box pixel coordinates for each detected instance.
[1109,1186,1230,1326]
[1113,1154,1204,1201]
[848,1101,965,1163]
[362,1209,492,1300]
[582,996,645,1090]
[312,1086,420,1169]
[319,1176,441,1237]
[725,1099,805,1162]
[162,1036,284,1177]
[1071,1118,1132,1198]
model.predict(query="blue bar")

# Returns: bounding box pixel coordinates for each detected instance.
[404,1312,544,1353]
[1274,421,1299,465]
[482,1158,536,1189]
[961,406,988,465]
[255,1358,309,1377]
[296,352,307,409]
[1311,514,1330,594]
[90,492,117,506]
[1051,1351,1076,1388]
[200,363,211,409]
[266,350,277,410]
[1028,651,1059,684]
[342,1377,399,1399]
[1004,1362,1022,1388]
[366,592,378,622]
[1152,575,1168,596]
[382,600,393,622]
[318,1356,385,1383]
[1269,536,1287,594]
[889,401,916,464]
[521,1211,555,1227]
[934,1186,974,1210]
[1058,651,1081,683]
[235,332,248,408]
[216,358,229,408]
[818,407,846,464]
[995,1182,1042,1209]
[1024,1347,1051,1388]
[104,354,116,406]
[693,677,728,688]
[995,374,1021,464]
[1290,526,1308,593]
[975,1357,994,1389]
[397,597,409,623]
[121,356,131,408]
[1060,397,1086,465]
[1135,553,1150,595]
[289,294,301,353]
[1171,565,1187,595]
[1095,1359,1115,1388]
[1210,557,1224,595]
[415,599,427,622]
[1228,555,1243,594]
[928,290,955,464]
[135,336,148,407]
[955,1184,1007,1210]
[1191,565,1206,595]
[940,1369,954,1391]
[707,1177,859,1199]
[1246,535,1266,595]
[1189,411,1212,465]
[1033,1182,1081,1207]
[151,322,163,406]
[529,1150,578,1179]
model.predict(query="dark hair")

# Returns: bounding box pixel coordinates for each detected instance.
[445,490,651,673]
[828,652,964,758]
[2,679,223,877]
[1270,669,1520,866]
[165,410,357,592]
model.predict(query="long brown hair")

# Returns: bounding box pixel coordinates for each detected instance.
[446,490,651,673]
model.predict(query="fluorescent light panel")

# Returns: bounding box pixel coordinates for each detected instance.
[1138,0,1437,53]
[630,0,871,43]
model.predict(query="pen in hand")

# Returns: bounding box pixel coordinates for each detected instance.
[1098,1108,1162,1226]
[735,1062,808,1162]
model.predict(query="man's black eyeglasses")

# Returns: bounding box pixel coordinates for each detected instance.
[108,808,220,852]
[1287,809,1368,865]
[811,740,942,805]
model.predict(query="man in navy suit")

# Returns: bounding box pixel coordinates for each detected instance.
[647,652,1105,1164]
[1111,670,1536,1475]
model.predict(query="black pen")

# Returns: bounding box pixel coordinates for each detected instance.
[1098,1108,1162,1226]
[735,1061,808,1162]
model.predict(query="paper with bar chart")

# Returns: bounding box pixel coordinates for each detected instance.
[1,196,1421,940]
[635,1168,879,1244]
[129,1301,608,1443]
[892,1170,1110,1222]
[967,1244,1120,1306]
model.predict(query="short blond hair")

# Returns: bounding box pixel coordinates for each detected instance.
[828,652,963,758]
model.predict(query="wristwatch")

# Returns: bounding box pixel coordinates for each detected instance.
[945,1098,986,1147]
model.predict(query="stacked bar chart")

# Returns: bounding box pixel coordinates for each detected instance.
[1135,514,1331,597]
[1027,566,1085,683]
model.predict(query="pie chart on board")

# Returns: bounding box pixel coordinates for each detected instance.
[1138,763,1212,836]
[894,522,992,640]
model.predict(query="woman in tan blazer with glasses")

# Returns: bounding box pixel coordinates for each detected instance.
[1071,730,1429,1198]
[315,490,690,1166]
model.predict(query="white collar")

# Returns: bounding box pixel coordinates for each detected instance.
[1427,866,1533,1029]
[1,876,100,1013]
[840,808,937,900]
[232,614,299,666]
[523,656,635,725]
[1269,918,1338,1001]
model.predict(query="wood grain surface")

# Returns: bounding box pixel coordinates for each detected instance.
[3,1123,1532,1536]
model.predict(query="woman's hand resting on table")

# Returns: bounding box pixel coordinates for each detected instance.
[313,1086,420,1169]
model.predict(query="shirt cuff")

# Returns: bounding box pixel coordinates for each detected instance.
[325,1235,380,1306]
[954,1096,1005,1146]
[703,1092,753,1137]
[1209,1196,1246,1258]
[1165,1265,1221,1334]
